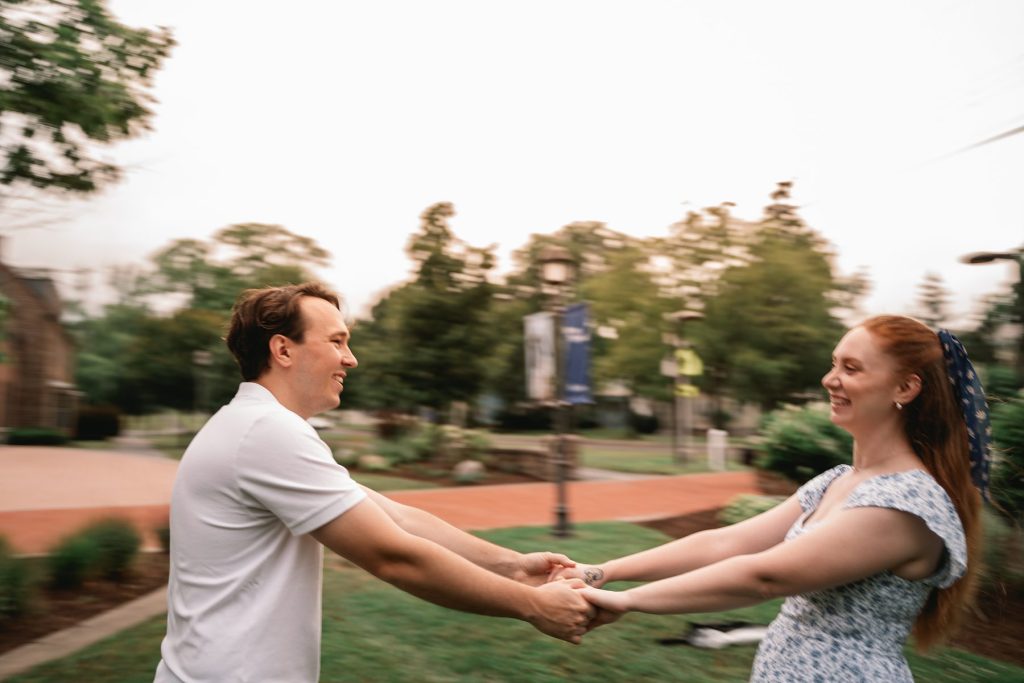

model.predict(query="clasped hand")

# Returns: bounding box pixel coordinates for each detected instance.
[547,562,628,636]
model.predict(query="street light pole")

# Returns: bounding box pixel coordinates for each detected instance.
[961,246,1024,380]
[540,245,575,538]
[667,310,704,463]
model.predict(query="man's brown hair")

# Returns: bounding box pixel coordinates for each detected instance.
[225,282,341,381]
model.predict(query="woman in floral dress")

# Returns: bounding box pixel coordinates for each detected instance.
[562,315,988,682]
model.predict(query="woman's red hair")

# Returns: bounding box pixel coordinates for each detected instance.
[861,315,981,650]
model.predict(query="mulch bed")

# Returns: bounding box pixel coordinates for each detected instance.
[384,463,544,487]
[0,552,170,655]
[640,510,1024,668]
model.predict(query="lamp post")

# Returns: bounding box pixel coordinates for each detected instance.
[667,310,704,463]
[192,350,213,415]
[540,245,575,538]
[960,246,1024,380]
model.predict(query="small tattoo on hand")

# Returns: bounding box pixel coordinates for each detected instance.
[583,568,604,586]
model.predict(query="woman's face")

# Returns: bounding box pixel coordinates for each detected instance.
[821,327,903,433]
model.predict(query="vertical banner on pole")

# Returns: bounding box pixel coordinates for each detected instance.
[563,303,593,404]
[524,311,555,401]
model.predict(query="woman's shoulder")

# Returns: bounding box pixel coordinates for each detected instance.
[848,469,953,513]
[846,469,967,586]
[797,464,853,510]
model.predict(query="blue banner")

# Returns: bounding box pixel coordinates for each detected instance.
[562,303,593,404]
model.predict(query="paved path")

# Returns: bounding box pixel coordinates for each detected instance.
[0,447,178,556]
[0,445,772,680]
[386,470,764,529]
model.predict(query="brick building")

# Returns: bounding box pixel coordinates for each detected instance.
[0,251,78,434]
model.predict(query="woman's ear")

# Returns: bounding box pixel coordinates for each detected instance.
[267,334,293,368]
[897,373,922,405]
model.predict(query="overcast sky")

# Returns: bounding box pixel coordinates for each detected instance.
[6,0,1024,327]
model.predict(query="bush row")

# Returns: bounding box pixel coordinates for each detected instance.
[48,519,142,589]
[0,520,147,621]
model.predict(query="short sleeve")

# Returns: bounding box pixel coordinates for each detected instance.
[236,410,366,536]
[844,472,967,588]
[797,465,853,513]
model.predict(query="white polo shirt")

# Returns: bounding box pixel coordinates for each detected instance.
[155,383,366,683]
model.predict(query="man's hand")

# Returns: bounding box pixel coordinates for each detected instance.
[548,563,608,588]
[512,552,576,586]
[525,579,595,644]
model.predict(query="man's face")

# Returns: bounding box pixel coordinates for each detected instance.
[289,296,357,417]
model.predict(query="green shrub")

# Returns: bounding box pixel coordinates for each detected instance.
[627,412,659,435]
[758,402,852,483]
[0,537,31,619]
[980,508,1024,590]
[333,447,359,467]
[75,404,122,441]
[48,519,141,587]
[6,427,68,446]
[718,494,787,526]
[368,424,494,467]
[990,391,1024,525]
[48,534,100,589]
[86,519,141,581]
[373,439,420,465]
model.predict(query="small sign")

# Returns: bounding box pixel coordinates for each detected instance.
[676,348,704,377]
[676,384,700,398]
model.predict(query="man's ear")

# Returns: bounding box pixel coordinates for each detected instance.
[897,373,922,405]
[268,334,294,368]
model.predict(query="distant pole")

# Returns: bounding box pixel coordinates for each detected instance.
[540,245,576,538]
[667,310,704,463]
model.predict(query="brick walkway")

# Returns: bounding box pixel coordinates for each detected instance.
[0,447,178,555]
[0,446,770,555]
[387,471,767,530]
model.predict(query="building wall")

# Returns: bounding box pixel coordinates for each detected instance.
[0,263,77,432]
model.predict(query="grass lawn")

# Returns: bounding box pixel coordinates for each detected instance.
[580,446,749,475]
[8,523,1023,682]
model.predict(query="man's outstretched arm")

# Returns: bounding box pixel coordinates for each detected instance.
[311,497,593,643]
[359,484,574,585]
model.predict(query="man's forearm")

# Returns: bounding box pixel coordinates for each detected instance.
[393,502,521,576]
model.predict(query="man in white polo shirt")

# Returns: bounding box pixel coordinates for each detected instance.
[154,282,592,683]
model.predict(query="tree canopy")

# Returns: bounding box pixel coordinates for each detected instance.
[0,0,173,197]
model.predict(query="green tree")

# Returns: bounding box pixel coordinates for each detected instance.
[74,225,331,414]
[117,308,230,414]
[351,203,497,416]
[696,182,844,410]
[582,246,675,400]
[0,0,173,196]
[140,223,329,311]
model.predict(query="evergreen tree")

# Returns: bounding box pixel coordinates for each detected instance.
[696,182,844,410]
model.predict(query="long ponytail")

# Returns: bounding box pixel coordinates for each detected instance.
[862,315,982,650]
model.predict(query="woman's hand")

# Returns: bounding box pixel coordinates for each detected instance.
[579,587,629,631]
[548,563,608,588]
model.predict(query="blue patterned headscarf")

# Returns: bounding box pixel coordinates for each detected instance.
[937,329,992,501]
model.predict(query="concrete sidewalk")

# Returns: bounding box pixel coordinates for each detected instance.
[0,446,771,680]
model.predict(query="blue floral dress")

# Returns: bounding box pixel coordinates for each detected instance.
[750,465,967,682]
